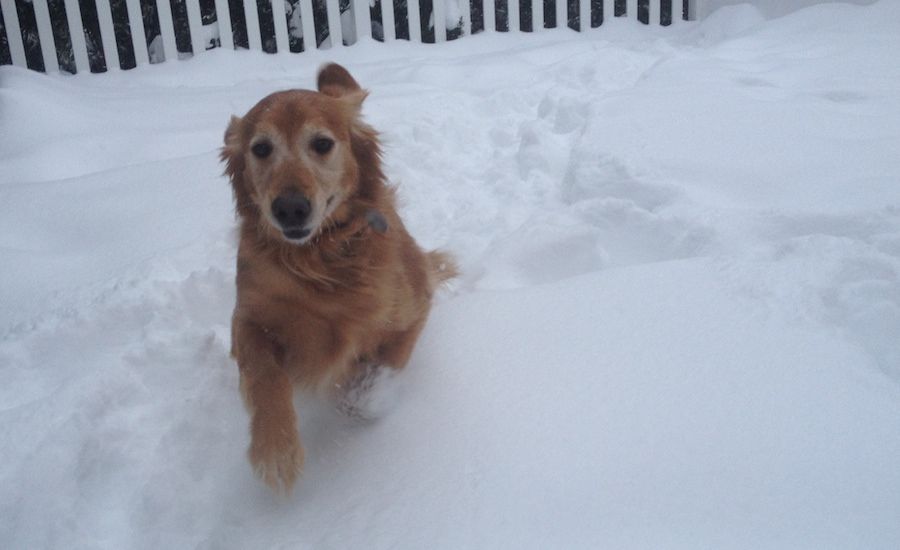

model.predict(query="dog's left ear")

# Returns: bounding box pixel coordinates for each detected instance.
[317,63,368,112]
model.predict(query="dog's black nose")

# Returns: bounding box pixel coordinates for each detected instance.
[271,192,311,229]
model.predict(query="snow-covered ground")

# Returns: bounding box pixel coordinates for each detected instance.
[2,2,900,548]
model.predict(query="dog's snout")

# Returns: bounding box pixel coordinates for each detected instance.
[271,192,311,229]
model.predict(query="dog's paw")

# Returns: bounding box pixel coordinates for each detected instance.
[248,427,304,494]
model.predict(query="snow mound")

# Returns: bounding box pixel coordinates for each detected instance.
[2,2,900,548]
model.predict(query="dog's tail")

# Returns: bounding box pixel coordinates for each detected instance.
[426,250,459,292]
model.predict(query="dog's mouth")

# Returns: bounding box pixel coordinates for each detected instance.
[266,194,336,245]
[282,227,312,242]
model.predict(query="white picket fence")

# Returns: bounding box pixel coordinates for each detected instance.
[1,0,696,74]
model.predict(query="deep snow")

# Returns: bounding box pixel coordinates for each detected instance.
[2,2,900,548]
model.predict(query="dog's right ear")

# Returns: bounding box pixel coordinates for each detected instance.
[221,115,255,217]
[222,116,242,156]
[221,116,243,176]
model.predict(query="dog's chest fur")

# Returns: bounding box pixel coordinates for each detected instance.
[233,222,418,383]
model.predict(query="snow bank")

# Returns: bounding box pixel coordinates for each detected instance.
[696,0,880,19]
[1,2,899,548]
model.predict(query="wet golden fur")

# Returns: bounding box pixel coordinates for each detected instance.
[221,64,455,493]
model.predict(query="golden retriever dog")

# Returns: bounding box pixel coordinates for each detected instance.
[221,63,456,493]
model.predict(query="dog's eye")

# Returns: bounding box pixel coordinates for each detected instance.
[251,141,273,159]
[311,137,334,155]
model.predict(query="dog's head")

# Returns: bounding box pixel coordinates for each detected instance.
[222,64,375,245]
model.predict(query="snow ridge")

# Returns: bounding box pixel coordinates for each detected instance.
[2,3,900,548]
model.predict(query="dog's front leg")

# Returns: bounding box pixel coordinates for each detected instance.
[233,319,303,494]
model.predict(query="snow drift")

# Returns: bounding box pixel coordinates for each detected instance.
[1,2,899,548]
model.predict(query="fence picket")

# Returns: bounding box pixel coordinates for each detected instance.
[186,0,204,54]
[243,0,262,50]
[481,0,494,32]
[626,0,636,19]
[325,0,342,46]
[214,0,234,49]
[432,0,445,42]
[299,0,315,50]
[31,0,59,72]
[63,0,89,71]
[125,0,149,65]
[0,0,26,67]
[408,0,422,41]
[95,0,120,69]
[602,0,612,22]
[382,0,395,41]
[156,0,179,61]
[271,0,289,52]
[353,0,372,41]
[530,0,540,31]
[461,0,471,36]
[507,0,519,31]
